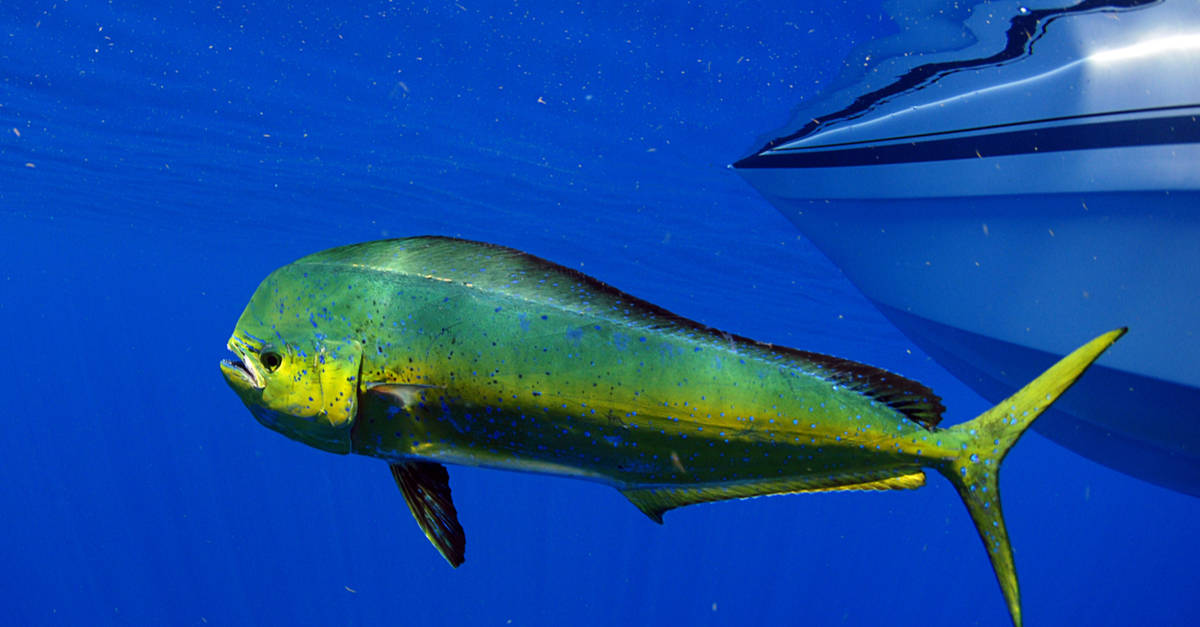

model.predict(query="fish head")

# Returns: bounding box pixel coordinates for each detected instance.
[220,277,362,455]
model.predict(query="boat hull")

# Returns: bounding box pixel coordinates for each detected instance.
[733,0,1200,494]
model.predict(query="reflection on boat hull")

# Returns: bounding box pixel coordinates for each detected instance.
[879,302,1200,497]
[737,190,1200,495]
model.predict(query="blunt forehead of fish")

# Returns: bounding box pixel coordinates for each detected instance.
[237,277,364,355]
[256,266,363,311]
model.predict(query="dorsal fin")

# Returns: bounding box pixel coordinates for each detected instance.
[789,349,945,430]
[299,236,945,429]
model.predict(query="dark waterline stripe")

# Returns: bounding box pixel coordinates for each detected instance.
[732,114,1200,169]
[772,104,1200,152]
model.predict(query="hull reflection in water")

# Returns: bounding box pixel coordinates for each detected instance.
[734,0,1200,495]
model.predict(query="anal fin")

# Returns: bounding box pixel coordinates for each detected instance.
[390,461,466,567]
[621,469,926,523]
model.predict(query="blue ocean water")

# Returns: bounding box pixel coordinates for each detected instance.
[2,1,1196,625]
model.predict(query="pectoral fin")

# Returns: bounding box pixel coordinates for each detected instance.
[364,383,442,407]
[390,461,466,567]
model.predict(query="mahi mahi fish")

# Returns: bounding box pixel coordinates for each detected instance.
[220,236,1124,627]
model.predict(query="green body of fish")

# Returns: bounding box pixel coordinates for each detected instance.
[220,236,1124,627]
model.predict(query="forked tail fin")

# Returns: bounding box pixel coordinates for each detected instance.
[937,328,1126,627]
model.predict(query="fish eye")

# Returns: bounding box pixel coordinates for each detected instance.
[260,350,283,372]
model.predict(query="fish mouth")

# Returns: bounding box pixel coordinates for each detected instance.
[220,337,264,389]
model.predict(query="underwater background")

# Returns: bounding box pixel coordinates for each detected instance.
[2,1,1196,625]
